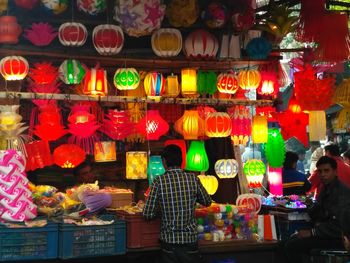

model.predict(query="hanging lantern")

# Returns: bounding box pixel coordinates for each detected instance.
[243,159,266,188]
[147,155,165,186]
[100,109,132,140]
[217,72,239,94]
[59,59,86,85]
[198,175,218,195]
[94,141,116,162]
[252,115,268,144]
[267,167,282,196]
[53,144,86,168]
[25,140,53,172]
[228,105,251,146]
[58,22,87,47]
[309,110,326,141]
[238,69,261,90]
[265,128,285,168]
[126,151,147,179]
[29,62,57,85]
[205,112,232,137]
[114,68,140,91]
[333,78,350,107]
[83,68,108,96]
[15,0,39,10]
[164,139,187,169]
[181,68,198,98]
[214,159,238,179]
[183,29,219,59]
[92,24,124,55]
[0,56,29,81]
[151,28,182,57]
[164,74,180,98]
[197,71,217,95]
[257,72,278,97]
[151,103,184,124]
[186,141,209,172]
[174,110,205,140]
[0,16,22,44]
[144,72,165,99]
[137,110,169,140]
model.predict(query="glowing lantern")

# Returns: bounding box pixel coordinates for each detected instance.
[186,141,209,172]
[0,16,22,44]
[198,175,218,195]
[288,96,302,113]
[151,28,182,57]
[126,151,147,179]
[147,155,165,185]
[92,24,124,55]
[114,68,140,91]
[100,109,132,140]
[217,72,239,94]
[174,110,205,140]
[58,22,87,47]
[252,115,268,144]
[165,74,180,98]
[83,68,108,96]
[144,72,165,99]
[228,105,251,146]
[53,144,86,168]
[94,141,116,162]
[243,159,266,188]
[257,72,278,97]
[236,194,262,214]
[164,139,187,169]
[0,56,29,81]
[238,69,261,90]
[214,159,238,179]
[29,62,57,85]
[59,59,86,85]
[197,71,217,95]
[265,128,285,168]
[181,68,198,98]
[205,112,232,137]
[183,29,219,59]
[267,167,282,196]
[25,140,53,172]
[309,110,326,141]
[334,79,350,107]
[137,110,169,140]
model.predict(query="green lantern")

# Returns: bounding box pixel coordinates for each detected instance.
[114,68,140,90]
[186,141,209,172]
[243,159,266,188]
[197,70,217,95]
[147,155,165,185]
[265,128,285,168]
[59,59,86,85]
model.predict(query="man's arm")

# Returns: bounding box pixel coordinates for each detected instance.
[196,177,212,207]
[142,179,159,220]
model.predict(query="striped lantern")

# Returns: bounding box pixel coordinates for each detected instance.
[205,112,232,137]
[183,29,219,59]
[217,72,239,94]
[238,69,261,90]
[58,59,86,85]
[113,68,140,91]
[174,110,205,140]
[58,22,87,47]
[92,24,124,55]
[144,72,165,98]
[83,68,108,96]
[0,56,29,81]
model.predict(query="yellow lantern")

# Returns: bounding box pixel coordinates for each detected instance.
[252,115,268,143]
[181,68,198,98]
[94,141,116,162]
[198,175,218,195]
[309,111,326,141]
[126,151,148,179]
[174,110,205,140]
[165,74,180,98]
[238,69,261,90]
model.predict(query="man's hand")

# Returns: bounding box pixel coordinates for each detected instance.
[297,229,312,238]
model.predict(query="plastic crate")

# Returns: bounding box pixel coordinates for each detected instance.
[116,211,160,249]
[58,215,126,259]
[0,223,58,261]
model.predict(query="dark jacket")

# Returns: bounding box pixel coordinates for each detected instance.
[282,168,311,195]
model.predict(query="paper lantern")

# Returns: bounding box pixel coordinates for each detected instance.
[15,0,38,9]
[151,28,182,57]
[236,194,261,214]
[334,79,350,107]
[41,0,68,14]
[238,69,261,90]
[205,112,232,138]
[114,68,140,91]
[0,16,22,44]
[25,140,53,171]
[198,175,218,195]
[217,72,239,94]
[186,141,209,172]
[257,72,278,97]
[58,22,87,47]
[228,105,251,146]
[137,110,169,140]
[100,109,132,140]
[202,2,227,29]
[94,141,116,162]
[265,128,285,168]
[181,68,198,98]
[92,24,124,55]
[126,151,147,179]
[183,29,219,59]
[243,159,266,188]
[267,167,282,196]
[252,115,268,144]
[166,0,199,28]
[29,62,57,85]
[164,139,187,169]
[77,0,106,15]
[144,72,165,99]
[83,68,108,96]
[174,110,205,140]
[309,111,326,141]
[214,159,238,179]
[53,144,86,168]
[24,22,57,47]
[147,155,165,185]
[197,71,217,95]
[59,59,86,85]
[164,74,180,98]
[0,56,29,81]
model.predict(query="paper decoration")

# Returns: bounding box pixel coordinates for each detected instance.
[258,215,277,241]
[147,155,165,186]
[53,144,85,168]
[0,56,29,81]
[100,109,133,141]
[126,151,147,179]
[217,72,239,94]
[29,62,57,85]
[246,37,272,60]
[151,28,182,57]
[92,24,124,55]
[136,110,169,140]
[181,68,198,98]
[186,141,209,172]
[114,68,140,90]
[164,74,180,97]
[0,16,22,44]
[236,193,262,214]
[198,175,218,195]
[58,22,87,47]
[174,110,205,140]
[265,128,285,168]
[77,0,106,15]
[59,59,86,85]
[166,0,199,27]
[201,1,227,29]
[83,67,108,96]
[24,22,57,46]
[267,167,282,196]
[243,159,266,188]
[144,72,165,98]
[215,159,238,179]
[183,29,219,59]
[227,105,251,146]
[197,71,217,95]
[94,141,116,162]
[41,0,68,15]
[25,140,53,171]
[205,112,232,138]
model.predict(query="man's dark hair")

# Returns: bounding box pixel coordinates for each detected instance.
[73,161,91,176]
[316,156,337,170]
[324,144,340,157]
[161,145,182,167]
[283,151,299,169]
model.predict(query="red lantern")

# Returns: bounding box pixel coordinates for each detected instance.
[100,109,133,140]
[92,24,124,55]
[53,144,86,168]
[83,68,108,96]
[227,105,251,146]
[183,29,219,59]
[0,56,29,81]
[25,140,53,171]
[15,0,39,9]
[150,104,184,124]
[137,110,169,140]
[205,112,232,137]
[58,22,87,47]
[0,16,22,44]
[164,139,187,169]
[236,194,262,214]
[29,62,57,85]
[217,72,239,94]
[257,72,278,97]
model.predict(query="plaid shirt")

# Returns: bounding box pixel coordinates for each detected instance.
[143,167,212,244]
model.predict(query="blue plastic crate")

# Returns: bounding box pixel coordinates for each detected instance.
[0,223,58,261]
[59,215,126,259]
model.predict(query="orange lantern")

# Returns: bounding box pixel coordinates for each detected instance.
[174,110,205,140]
[0,56,29,81]
[165,74,180,98]
[83,68,108,96]
[181,68,198,98]
[126,151,148,179]
[53,144,86,168]
[238,69,261,90]
[252,115,268,143]
[94,141,117,162]
[217,72,239,94]
[205,112,232,137]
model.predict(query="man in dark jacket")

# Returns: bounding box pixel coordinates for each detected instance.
[284,156,350,263]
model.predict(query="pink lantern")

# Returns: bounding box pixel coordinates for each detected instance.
[183,29,219,59]
[227,105,251,146]
[267,166,282,196]
[92,24,124,55]
[164,139,187,169]
[24,22,57,47]
[0,16,22,44]
[137,110,169,140]
[58,22,87,47]
[100,109,133,140]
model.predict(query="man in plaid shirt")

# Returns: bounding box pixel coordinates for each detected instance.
[143,144,212,263]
